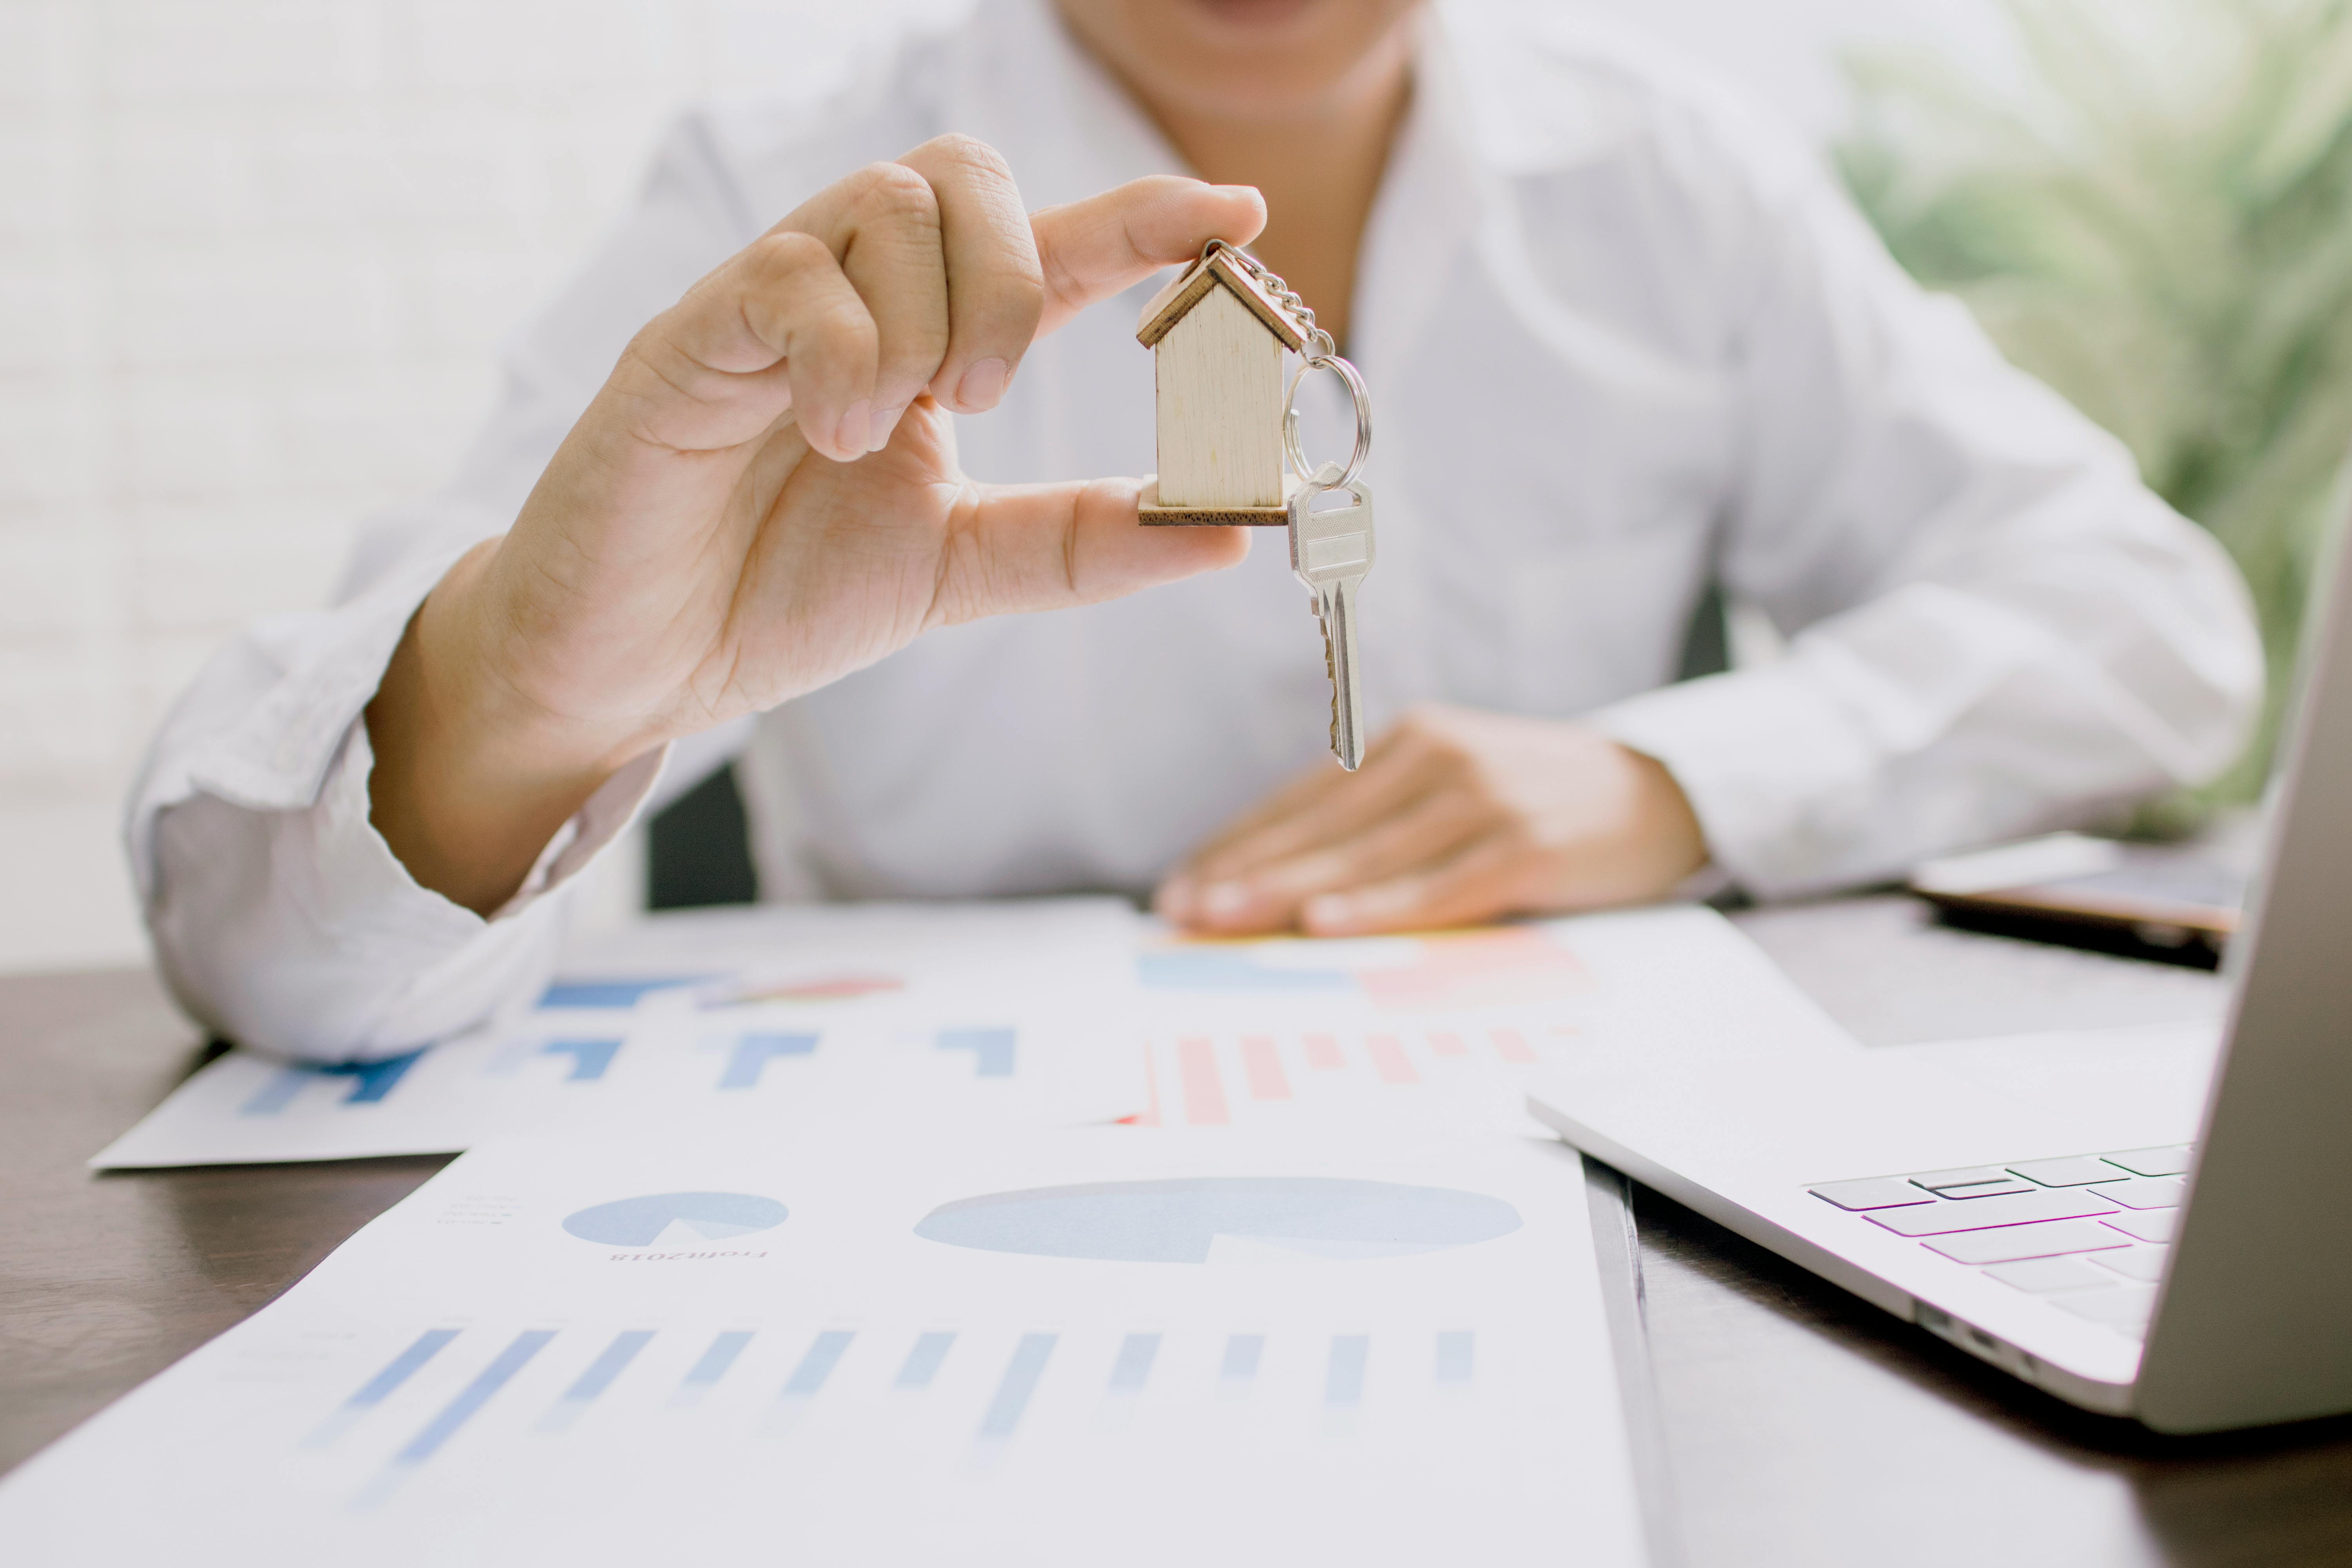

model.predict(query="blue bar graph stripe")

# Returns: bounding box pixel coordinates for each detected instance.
[1325,1335,1369,1406]
[241,1067,309,1116]
[345,1329,459,1408]
[537,977,711,1009]
[978,1334,1057,1437]
[560,1330,654,1405]
[394,1330,555,1465]
[895,1332,956,1388]
[719,1033,819,1090]
[936,1027,1016,1078]
[782,1330,855,1396]
[541,1040,622,1081]
[239,1050,426,1115]
[682,1331,755,1388]
[1110,1333,1160,1391]
[1435,1331,1474,1385]
[339,1051,425,1103]
[1220,1334,1265,1380]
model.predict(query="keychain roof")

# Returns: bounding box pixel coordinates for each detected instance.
[1136,245,1313,352]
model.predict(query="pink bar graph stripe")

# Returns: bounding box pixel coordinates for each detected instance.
[1122,1042,1163,1126]
[1303,1033,1345,1070]
[1178,1038,1230,1125]
[1428,1031,1468,1057]
[1365,1034,1419,1085]
[1240,1036,1291,1100]
[1491,1029,1536,1064]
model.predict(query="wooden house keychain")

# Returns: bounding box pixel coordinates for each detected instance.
[1136,240,1377,769]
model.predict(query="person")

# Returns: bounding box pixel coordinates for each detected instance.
[129,0,2261,1063]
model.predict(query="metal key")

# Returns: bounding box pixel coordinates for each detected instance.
[1288,470,1375,769]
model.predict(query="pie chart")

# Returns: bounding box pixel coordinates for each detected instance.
[913,1177,1521,1263]
[561,1191,789,1249]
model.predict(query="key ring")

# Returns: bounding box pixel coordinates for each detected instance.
[1284,354,1372,492]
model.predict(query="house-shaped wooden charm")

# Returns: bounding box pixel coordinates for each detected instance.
[1136,246,1312,525]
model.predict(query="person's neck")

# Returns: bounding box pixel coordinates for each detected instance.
[1133,51,1413,349]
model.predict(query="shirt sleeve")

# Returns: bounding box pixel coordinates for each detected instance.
[1588,111,2263,898]
[125,115,759,1063]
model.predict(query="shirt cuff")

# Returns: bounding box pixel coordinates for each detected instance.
[295,718,670,1050]
[1588,657,1882,900]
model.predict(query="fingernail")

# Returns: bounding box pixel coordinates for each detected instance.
[835,398,872,457]
[1201,882,1250,919]
[955,357,1009,412]
[1157,877,1194,919]
[869,404,906,452]
[1303,894,1351,931]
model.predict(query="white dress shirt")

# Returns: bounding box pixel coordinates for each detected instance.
[128,0,2262,1063]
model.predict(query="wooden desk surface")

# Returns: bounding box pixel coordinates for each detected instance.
[4,896,2350,1565]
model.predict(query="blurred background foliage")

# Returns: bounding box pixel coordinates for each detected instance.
[1838,0,2352,811]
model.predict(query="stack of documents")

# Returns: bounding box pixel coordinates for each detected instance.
[0,895,1803,1564]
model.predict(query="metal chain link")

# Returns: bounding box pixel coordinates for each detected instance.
[1202,239,1338,360]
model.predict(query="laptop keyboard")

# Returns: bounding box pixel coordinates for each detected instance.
[1808,1144,2193,1339]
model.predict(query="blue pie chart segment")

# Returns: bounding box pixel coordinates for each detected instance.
[562,1191,789,1248]
[913,1177,1521,1263]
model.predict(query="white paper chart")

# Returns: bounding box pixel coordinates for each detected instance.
[1128,904,1818,1132]
[2,1127,1648,1568]
[93,899,1147,1168]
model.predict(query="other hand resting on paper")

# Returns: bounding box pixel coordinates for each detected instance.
[1155,704,1707,936]
[365,140,1264,913]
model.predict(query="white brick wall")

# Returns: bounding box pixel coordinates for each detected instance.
[0,0,1989,973]
[0,0,956,970]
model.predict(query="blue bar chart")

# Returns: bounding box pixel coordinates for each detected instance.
[317,1318,1482,1501]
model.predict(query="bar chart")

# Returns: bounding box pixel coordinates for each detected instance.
[309,1314,1501,1510]
[1130,1024,1568,1130]
[92,899,1152,1168]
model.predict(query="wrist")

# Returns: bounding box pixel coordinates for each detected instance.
[365,541,654,913]
[1617,744,1709,889]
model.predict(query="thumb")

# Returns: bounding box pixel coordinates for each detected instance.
[926,477,1252,627]
[1029,178,1268,338]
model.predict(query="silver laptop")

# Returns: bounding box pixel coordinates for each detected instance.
[1528,531,2352,1435]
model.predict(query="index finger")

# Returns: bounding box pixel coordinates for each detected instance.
[1029,177,1267,338]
